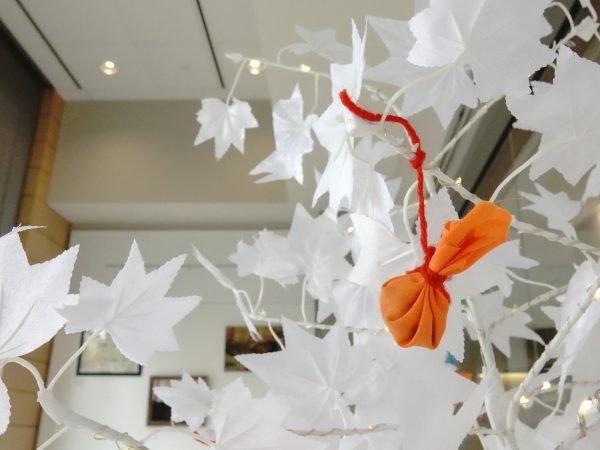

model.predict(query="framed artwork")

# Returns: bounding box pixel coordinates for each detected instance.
[147,375,208,426]
[224,325,284,371]
[76,331,142,376]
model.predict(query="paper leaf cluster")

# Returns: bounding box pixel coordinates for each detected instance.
[8,3,600,449]
[211,379,326,449]
[465,290,543,358]
[195,98,258,160]
[508,47,600,187]
[237,319,373,430]
[61,241,200,365]
[520,183,581,238]
[0,229,78,434]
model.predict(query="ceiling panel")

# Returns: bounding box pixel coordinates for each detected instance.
[0,0,268,100]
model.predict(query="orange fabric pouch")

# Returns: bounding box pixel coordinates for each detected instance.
[380,201,512,349]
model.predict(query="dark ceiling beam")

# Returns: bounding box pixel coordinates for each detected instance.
[195,0,225,89]
[14,0,82,90]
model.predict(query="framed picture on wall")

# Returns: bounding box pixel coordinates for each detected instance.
[147,375,209,426]
[76,331,142,376]
[224,326,284,371]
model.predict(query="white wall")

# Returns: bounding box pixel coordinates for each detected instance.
[48,100,295,229]
[38,229,311,450]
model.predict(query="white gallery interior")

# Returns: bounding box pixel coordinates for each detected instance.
[1,1,600,449]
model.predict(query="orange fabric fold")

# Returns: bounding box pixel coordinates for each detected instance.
[380,201,512,349]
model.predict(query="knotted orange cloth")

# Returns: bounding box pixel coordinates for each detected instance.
[380,201,512,349]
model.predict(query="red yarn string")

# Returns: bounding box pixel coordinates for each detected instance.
[339,89,431,264]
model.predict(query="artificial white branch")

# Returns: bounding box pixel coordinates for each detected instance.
[505,276,600,448]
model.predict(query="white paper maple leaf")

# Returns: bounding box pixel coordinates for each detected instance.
[194,98,258,160]
[355,334,477,436]
[350,138,396,229]
[61,241,200,365]
[365,16,426,87]
[0,231,78,361]
[349,214,414,288]
[409,378,487,449]
[464,290,543,358]
[313,20,369,212]
[422,188,458,245]
[250,85,317,184]
[288,25,352,63]
[365,16,475,127]
[236,319,373,430]
[330,280,384,329]
[287,204,351,301]
[508,47,600,186]
[546,259,600,386]
[409,0,554,103]
[153,372,213,431]
[194,247,260,340]
[229,230,299,286]
[520,183,581,238]
[210,379,326,450]
[0,230,78,434]
[449,239,537,299]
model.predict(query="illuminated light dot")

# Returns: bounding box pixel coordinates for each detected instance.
[299,63,311,72]
[99,60,118,75]
[519,395,533,409]
[540,381,552,392]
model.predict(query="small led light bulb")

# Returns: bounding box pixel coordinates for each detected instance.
[247,59,264,75]
[299,63,311,72]
[519,394,533,409]
[99,60,118,75]
[540,381,552,392]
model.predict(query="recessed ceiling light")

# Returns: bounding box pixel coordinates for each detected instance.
[299,63,311,73]
[100,60,118,75]
[247,59,264,75]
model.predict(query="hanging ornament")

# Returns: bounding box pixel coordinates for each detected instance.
[339,89,512,349]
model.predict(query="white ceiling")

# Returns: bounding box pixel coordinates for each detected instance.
[0,0,270,100]
[0,0,421,103]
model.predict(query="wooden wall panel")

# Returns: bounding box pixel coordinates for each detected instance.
[0,88,71,450]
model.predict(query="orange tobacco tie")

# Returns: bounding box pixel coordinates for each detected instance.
[339,90,512,349]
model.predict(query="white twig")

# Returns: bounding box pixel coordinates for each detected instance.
[549,2,576,31]
[249,313,387,335]
[225,59,247,105]
[432,98,500,165]
[267,319,285,350]
[380,66,448,123]
[465,298,506,435]
[403,180,419,253]
[490,285,566,330]
[505,276,600,448]
[308,73,320,116]
[38,389,150,450]
[300,276,309,322]
[292,423,399,437]
[140,426,195,444]
[47,330,100,390]
[254,276,265,314]
[276,43,299,63]
[506,269,557,290]
[489,151,543,202]
[36,427,67,450]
